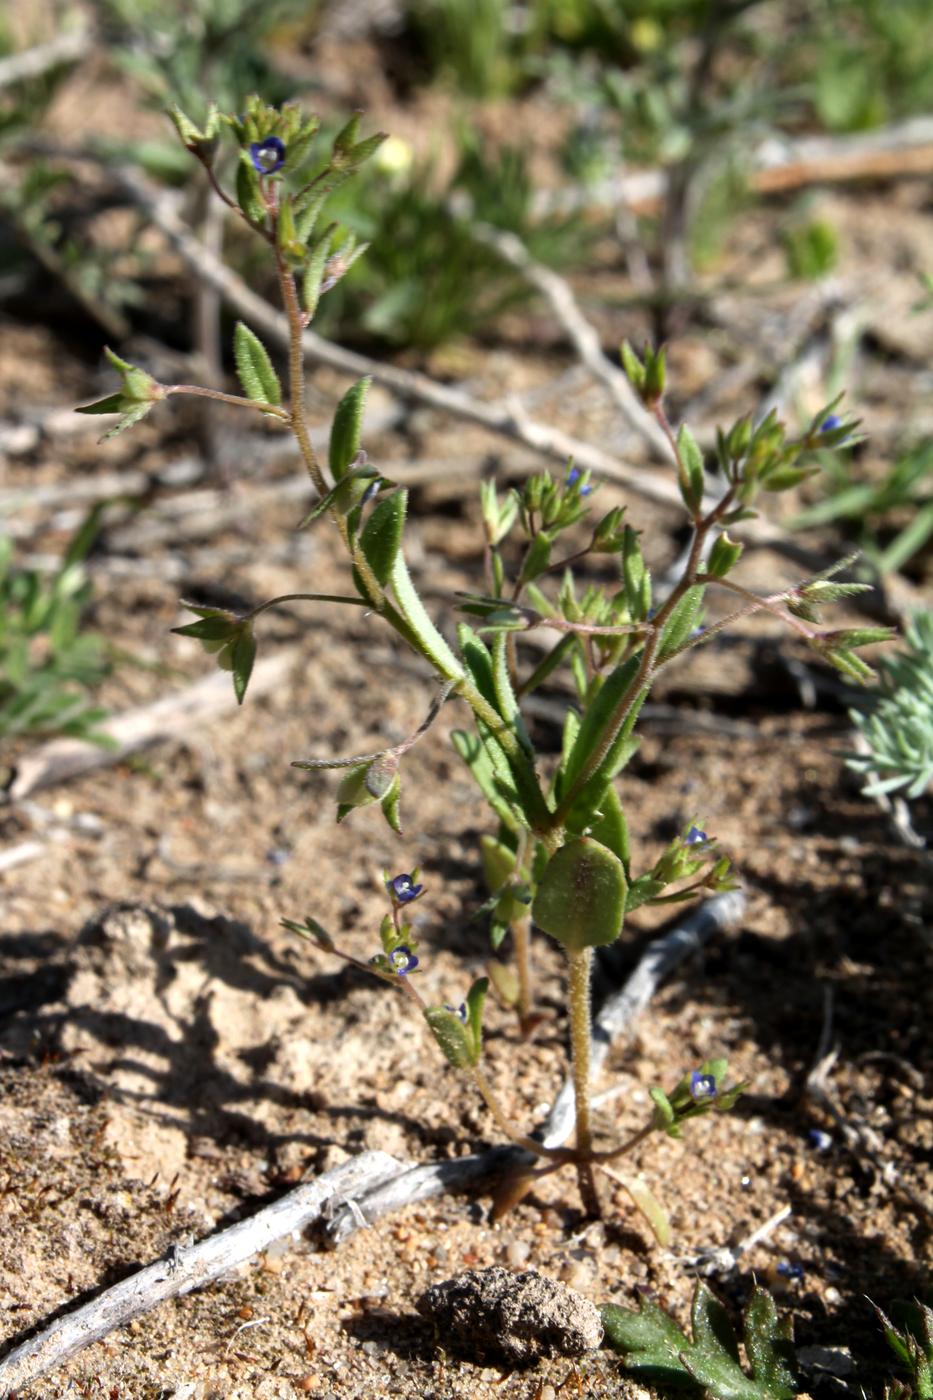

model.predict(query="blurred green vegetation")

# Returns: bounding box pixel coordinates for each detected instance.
[0,516,113,744]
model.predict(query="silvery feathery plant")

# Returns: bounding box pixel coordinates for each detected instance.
[79,97,893,1222]
[847,610,933,805]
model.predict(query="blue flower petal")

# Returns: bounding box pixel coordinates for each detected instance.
[388,873,423,904]
[690,1071,718,1101]
[389,945,419,975]
[249,137,286,174]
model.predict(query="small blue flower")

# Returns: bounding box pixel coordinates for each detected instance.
[249,137,286,174]
[566,465,593,496]
[776,1260,804,1283]
[820,414,842,433]
[360,479,381,506]
[686,825,709,846]
[388,872,423,904]
[808,1127,832,1152]
[389,945,419,975]
[445,1002,468,1022]
[690,1071,718,1101]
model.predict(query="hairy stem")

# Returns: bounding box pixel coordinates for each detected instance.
[469,1067,574,1164]
[511,910,534,1032]
[166,383,290,420]
[567,945,601,1215]
[276,254,327,498]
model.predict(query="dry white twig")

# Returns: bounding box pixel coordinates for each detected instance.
[534,117,933,217]
[0,28,91,91]
[469,222,672,460]
[683,1203,793,1277]
[0,1151,404,1394]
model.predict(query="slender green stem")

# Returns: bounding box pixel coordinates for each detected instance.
[567,947,593,1156]
[275,253,327,498]
[696,574,818,640]
[166,383,289,421]
[469,1067,575,1163]
[243,592,370,622]
[548,477,740,833]
[511,910,533,1032]
[589,1121,655,1165]
[566,945,601,1215]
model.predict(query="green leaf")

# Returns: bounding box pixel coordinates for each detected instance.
[707,532,743,579]
[613,1172,671,1245]
[329,377,371,481]
[231,626,256,705]
[657,586,706,662]
[360,489,407,586]
[424,1006,474,1069]
[236,155,266,224]
[692,1283,741,1364]
[302,224,335,319]
[491,632,533,756]
[532,837,627,949]
[380,773,403,834]
[518,531,552,586]
[451,729,523,833]
[588,783,630,871]
[299,463,381,527]
[560,655,640,795]
[600,1295,693,1383]
[744,1288,797,1400]
[171,614,238,642]
[677,423,706,513]
[620,340,646,393]
[389,550,464,682]
[424,977,487,1069]
[621,526,652,619]
[75,393,125,416]
[465,976,488,1059]
[233,322,282,406]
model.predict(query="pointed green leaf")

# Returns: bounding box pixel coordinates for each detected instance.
[677,423,706,513]
[75,393,125,416]
[657,586,706,662]
[330,377,371,481]
[692,1282,741,1364]
[233,322,282,406]
[231,626,256,705]
[600,1296,692,1382]
[451,729,523,833]
[236,155,266,224]
[744,1288,797,1399]
[360,489,407,586]
[380,773,403,834]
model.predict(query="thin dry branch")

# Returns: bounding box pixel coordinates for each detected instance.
[0,28,91,90]
[0,1151,404,1395]
[534,117,933,217]
[468,222,672,460]
[5,649,298,804]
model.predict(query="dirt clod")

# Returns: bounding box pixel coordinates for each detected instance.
[417,1266,604,1366]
